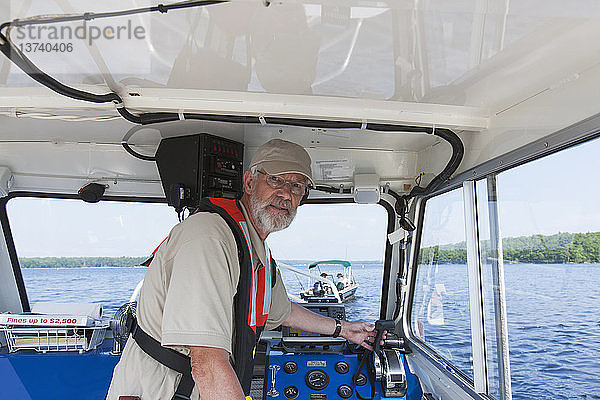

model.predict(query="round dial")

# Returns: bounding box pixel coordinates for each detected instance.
[283,361,298,374]
[334,361,350,374]
[337,384,353,399]
[284,385,299,399]
[305,369,329,391]
[355,373,367,386]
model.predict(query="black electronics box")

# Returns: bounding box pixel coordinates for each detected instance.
[155,134,244,211]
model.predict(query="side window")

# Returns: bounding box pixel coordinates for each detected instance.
[495,139,600,399]
[6,198,179,318]
[411,137,600,399]
[411,187,473,379]
[268,203,388,323]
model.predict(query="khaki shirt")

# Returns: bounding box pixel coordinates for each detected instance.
[107,202,291,400]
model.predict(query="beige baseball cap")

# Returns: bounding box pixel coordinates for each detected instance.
[249,139,314,187]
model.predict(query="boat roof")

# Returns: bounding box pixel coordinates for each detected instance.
[308,260,351,269]
[0,1,599,197]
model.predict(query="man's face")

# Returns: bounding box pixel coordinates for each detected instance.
[246,170,305,235]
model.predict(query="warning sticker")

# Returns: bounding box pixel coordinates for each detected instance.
[314,160,353,180]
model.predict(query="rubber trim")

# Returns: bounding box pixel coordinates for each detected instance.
[378,199,396,320]
[0,196,30,312]
[6,191,167,203]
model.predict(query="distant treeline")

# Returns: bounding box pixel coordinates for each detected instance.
[19,257,147,268]
[19,257,383,268]
[419,232,600,264]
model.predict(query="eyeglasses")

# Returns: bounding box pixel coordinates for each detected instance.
[257,170,310,196]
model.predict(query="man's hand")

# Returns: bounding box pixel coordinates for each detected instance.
[340,320,386,351]
[283,303,387,350]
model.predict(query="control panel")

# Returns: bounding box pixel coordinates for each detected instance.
[263,339,422,400]
[265,345,367,400]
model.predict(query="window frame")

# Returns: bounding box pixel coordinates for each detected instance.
[405,187,483,391]
[290,196,395,319]
[0,191,168,312]
[2,192,396,319]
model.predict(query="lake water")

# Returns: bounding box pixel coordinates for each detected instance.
[20,263,600,400]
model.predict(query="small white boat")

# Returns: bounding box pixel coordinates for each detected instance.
[299,260,358,303]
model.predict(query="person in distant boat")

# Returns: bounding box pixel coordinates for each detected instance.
[315,272,333,295]
[107,139,381,400]
[313,272,328,297]
[336,272,346,291]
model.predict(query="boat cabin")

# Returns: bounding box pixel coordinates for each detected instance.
[0,1,599,399]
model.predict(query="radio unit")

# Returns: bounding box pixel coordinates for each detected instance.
[155,133,244,212]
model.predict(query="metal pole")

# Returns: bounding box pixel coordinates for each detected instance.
[463,180,488,393]
[487,175,512,400]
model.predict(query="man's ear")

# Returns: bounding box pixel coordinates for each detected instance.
[243,170,254,193]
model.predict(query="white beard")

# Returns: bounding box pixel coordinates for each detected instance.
[249,190,297,234]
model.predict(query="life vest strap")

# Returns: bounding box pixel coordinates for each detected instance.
[130,317,194,400]
[134,197,275,396]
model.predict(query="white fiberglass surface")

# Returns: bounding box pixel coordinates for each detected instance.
[2,1,600,108]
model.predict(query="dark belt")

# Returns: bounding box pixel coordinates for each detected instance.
[128,316,195,400]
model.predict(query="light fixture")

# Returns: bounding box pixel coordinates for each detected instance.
[353,173,380,204]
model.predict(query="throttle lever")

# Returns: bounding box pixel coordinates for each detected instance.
[373,320,396,356]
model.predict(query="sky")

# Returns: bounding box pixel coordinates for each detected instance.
[420,136,600,247]
[6,136,600,258]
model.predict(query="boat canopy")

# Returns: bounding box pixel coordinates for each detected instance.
[308,260,351,269]
[2,1,600,198]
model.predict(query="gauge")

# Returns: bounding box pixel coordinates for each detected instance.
[284,385,299,399]
[305,369,329,391]
[334,361,350,374]
[283,361,298,374]
[354,373,367,386]
[337,384,353,399]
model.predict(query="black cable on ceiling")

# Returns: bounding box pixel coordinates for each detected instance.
[0,1,228,31]
[121,125,158,162]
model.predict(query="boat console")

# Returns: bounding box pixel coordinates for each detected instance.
[260,305,422,400]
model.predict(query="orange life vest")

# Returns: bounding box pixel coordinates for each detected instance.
[197,197,277,393]
[137,197,276,396]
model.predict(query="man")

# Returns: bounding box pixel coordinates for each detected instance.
[108,139,378,400]
[336,272,346,291]
[313,272,329,297]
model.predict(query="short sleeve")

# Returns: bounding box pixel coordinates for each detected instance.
[264,269,292,331]
[161,237,238,354]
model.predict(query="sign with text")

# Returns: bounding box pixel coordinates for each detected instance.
[0,313,94,327]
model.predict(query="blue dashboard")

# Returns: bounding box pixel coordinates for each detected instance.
[262,338,422,400]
